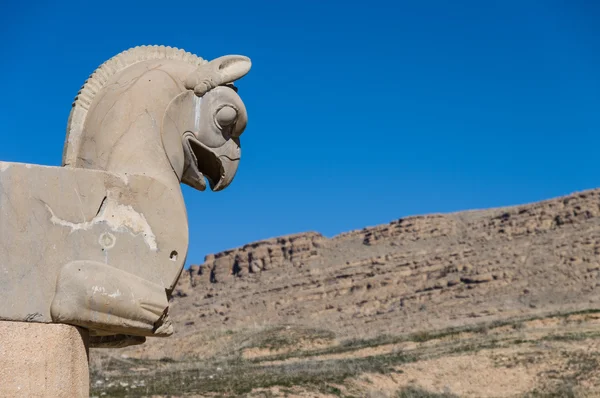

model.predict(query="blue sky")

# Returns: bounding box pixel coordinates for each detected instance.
[1,1,599,266]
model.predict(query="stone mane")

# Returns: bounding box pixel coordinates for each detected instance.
[63,45,206,166]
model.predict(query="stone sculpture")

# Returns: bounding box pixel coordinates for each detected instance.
[0,45,251,348]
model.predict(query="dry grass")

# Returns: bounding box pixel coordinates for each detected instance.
[90,309,600,397]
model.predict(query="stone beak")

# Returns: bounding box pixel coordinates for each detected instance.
[181,132,241,192]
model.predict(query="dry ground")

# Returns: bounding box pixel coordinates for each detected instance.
[91,310,600,397]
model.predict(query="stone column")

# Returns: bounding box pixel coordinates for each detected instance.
[0,321,89,397]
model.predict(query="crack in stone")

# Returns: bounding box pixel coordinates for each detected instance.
[44,191,157,251]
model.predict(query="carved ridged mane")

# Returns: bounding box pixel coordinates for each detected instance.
[63,45,206,166]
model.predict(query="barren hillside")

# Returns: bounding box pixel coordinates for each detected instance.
[91,188,600,397]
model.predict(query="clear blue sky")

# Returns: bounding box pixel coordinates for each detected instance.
[1,1,598,266]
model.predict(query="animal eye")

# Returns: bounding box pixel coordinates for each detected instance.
[215,106,238,128]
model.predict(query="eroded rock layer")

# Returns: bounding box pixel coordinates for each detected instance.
[116,188,600,359]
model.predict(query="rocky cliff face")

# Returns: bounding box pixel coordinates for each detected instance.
[163,188,600,347]
[176,232,326,294]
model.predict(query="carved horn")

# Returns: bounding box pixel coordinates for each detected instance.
[184,55,251,97]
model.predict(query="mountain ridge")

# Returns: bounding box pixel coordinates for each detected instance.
[194,187,597,263]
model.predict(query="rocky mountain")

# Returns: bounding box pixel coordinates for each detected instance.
[91,188,600,397]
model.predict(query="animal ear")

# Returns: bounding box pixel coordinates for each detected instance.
[214,55,252,82]
[184,55,251,97]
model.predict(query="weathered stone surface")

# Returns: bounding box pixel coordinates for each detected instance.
[0,163,186,329]
[0,45,252,347]
[362,214,458,244]
[175,232,325,293]
[0,321,89,397]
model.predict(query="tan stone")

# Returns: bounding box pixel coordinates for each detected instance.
[0,45,252,347]
[0,321,89,397]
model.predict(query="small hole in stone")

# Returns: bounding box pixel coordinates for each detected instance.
[170,250,178,261]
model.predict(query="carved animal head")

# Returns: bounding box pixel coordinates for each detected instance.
[62,46,251,193]
[56,46,252,346]
[162,55,251,191]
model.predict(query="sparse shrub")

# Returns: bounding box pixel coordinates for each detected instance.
[396,386,459,398]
